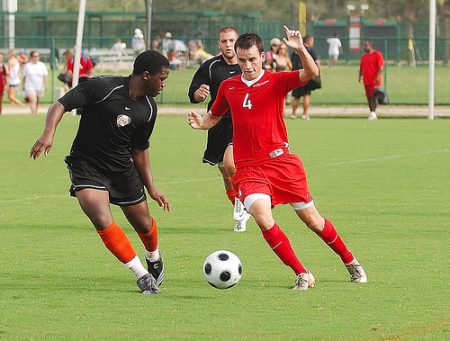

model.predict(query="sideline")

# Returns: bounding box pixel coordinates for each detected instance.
[1,105,449,117]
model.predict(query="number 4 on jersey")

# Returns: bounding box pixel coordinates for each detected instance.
[242,93,253,110]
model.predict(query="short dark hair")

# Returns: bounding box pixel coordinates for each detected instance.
[218,27,239,39]
[235,33,265,54]
[303,35,313,44]
[133,50,169,76]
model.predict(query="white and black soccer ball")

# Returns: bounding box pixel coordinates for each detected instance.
[203,250,243,289]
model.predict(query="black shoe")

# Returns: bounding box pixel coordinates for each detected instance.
[136,273,160,295]
[146,249,164,286]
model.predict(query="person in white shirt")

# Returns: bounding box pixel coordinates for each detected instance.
[22,51,48,115]
[326,34,342,68]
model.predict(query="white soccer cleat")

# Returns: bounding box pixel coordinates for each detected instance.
[234,211,251,232]
[293,270,316,290]
[233,198,246,221]
[368,112,377,121]
[345,258,368,283]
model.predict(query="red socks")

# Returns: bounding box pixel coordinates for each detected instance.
[137,216,158,252]
[317,218,354,264]
[97,222,136,263]
[262,224,306,275]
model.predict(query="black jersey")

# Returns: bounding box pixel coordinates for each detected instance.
[59,76,157,172]
[188,55,242,165]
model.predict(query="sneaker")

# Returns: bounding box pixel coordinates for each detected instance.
[293,270,316,290]
[301,114,310,120]
[234,210,251,232]
[345,258,367,283]
[137,273,160,294]
[289,115,297,119]
[233,198,246,221]
[368,112,377,121]
[146,248,165,286]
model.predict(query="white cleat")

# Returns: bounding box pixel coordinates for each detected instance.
[368,112,377,121]
[345,258,368,283]
[233,198,246,221]
[234,211,251,232]
[293,270,316,290]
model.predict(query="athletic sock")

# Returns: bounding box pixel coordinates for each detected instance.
[96,222,137,263]
[262,224,306,275]
[226,182,236,205]
[316,218,354,264]
[137,216,158,254]
[124,255,149,279]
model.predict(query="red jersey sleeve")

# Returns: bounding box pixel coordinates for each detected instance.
[210,81,230,117]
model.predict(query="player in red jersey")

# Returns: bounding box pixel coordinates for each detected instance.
[359,40,385,120]
[189,26,367,290]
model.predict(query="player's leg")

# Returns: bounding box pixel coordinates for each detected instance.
[247,194,313,284]
[293,203,367,282]
[121,202,164,286]
[218,165,235,205]
[76,189,158,293]
[223,144,251,232]
[302,94,311,120]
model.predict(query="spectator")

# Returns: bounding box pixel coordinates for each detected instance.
[7,50,24,106]
[265,42,292,72]
[112,38,128,58]
[359,40,385,121]
[132,28,146,57]
[22,51,48,115]
[0,52,9,115]
[66,48,94,86]
[327,33,343,68]
[266,38,281,61]
[18,49,28,67]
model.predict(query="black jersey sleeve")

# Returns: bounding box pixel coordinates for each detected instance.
[188,63,211,103]
[130,98,157,150]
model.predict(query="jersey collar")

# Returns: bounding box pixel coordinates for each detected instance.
[241,70,265,87]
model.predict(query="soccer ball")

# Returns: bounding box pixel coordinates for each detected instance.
[203,250,243,289]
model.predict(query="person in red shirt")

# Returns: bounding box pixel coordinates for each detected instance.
[359,40,385,120]
[66,49,95,86]
[0,52,9,115]
[189,26,367,290]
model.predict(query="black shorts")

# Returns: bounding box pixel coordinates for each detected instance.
[292,85,312,98]
[202,113,233,166]
[65,156,147,206]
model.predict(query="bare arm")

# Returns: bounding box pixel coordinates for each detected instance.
[283,25,319,83]
[188,111,221,130]
[132,148,170,212]
[29,101,66,160]
[376,65,385,83]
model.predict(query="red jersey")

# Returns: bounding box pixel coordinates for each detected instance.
[67,55,94,79]
[360,50,385,86]
[210,70,305,168]
[0,63,9,93]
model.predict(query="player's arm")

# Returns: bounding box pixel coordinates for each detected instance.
[29,101,66,160]
[188,111,221,130]
[131,147,170,212]
[192,84,210,103]
[188,66,210,103]
[283,25,318,83]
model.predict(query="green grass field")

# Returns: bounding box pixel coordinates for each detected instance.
[0,114,449,340]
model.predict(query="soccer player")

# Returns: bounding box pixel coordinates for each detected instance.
[359,40,385,120]
[189,26,367,290]
[188,27,251,232]
[30,50,170,294]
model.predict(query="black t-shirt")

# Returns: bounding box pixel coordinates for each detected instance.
[291,47,318,70]
[188,55,242,112]
[59,76,157,172]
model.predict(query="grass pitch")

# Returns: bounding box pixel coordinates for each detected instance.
[0,114,449,340]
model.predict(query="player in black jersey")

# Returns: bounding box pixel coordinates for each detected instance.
[30,50,170,294]
[188,27,251,232]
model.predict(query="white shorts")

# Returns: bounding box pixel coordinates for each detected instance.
[25,88,45,98]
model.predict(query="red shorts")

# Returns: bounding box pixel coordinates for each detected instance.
[233,153,312,207]
[364,84,376,97]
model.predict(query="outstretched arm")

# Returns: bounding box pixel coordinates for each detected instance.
[188,111,221,130]
[29,101,66,160]
[283,25,319,83]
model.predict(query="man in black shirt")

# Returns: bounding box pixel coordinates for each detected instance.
[290,35,321,120]
[188,27,251,232]
[30,50,170,294]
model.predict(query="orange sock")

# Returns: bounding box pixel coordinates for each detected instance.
[137,217,158,252]
[97,222,136,263]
